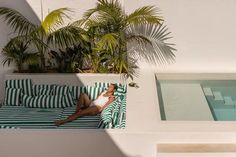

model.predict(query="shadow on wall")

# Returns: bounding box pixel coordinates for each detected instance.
[0,0,41,45]
[0,0,41,102]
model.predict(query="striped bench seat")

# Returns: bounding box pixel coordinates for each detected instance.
[0,105,102,129]
[0,105,62,129]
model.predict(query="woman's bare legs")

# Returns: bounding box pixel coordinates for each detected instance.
[55,106,101,126]
[75,93,92,112]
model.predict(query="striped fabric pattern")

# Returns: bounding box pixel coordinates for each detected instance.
[0,105,101,129]
[69,86,86,100]
[32,84,52,96]
[51,85,74,107]
[94,82,127,94]
[4,88,22,106]
[98,94,126,129]
[38,88,51,95]
[113,95,126,128]
[5,79,33,96]
[69,86,105,100]
[0,105,62,129]
[22,94,64,108]
[98,101,117,128]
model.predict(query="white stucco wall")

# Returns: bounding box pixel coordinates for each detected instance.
[125,0,236,73]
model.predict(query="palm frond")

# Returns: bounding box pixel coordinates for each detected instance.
[126,24,176,64]
[125,6,163,26]
[42,8,72,34]
[97,33,119,50]
[83,0,124,28]
[47,25,83,48]
[6,34,48,50]
[84,0,122,19]
[1,38,39,69]
[0,7,37,35]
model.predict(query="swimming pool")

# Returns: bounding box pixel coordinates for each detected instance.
[157,78,236,121]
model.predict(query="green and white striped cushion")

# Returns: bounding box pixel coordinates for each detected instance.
[22,94,64,108]
[98,101,116,128]
[51,85,74,107]
[32,84,52,96]
[38,88,51,95]
[98,94,126,129]
[69,86,105,101]
[69,86,87,100]
[5,79,33,96]
[94,82,127,93]
[4,88,22,106]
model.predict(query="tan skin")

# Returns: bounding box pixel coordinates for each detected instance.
[54,84,116,126]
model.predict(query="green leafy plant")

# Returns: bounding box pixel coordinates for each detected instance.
[0,7,85,71]
[2,39,39,72]
[48,44,88,73]
[77,0,176,79]
[0,1,176,79]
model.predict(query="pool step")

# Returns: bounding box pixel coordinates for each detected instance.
[202,87,213,96]
[207,91,225,105]
[212,103,235,109]
[213,91,224,101]
[223,96,234,105]
[207,98,224,106]
[203,88,236,109]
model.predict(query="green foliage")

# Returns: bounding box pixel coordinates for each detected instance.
[0,7,84,70]
[0,0,176,79]
[48,44,89,73]
[79,0,176,79]
[2,38,39,72]
[41,8,72,34]
[0,7,37,35]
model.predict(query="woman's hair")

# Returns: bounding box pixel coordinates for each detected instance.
[111,84,118,91]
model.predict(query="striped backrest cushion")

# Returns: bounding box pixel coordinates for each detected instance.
[4,88,22,106]
[38,88,51,95]
[94,82,127,93]
[5,79,33,96]
[69,86,86,100]
[22,94,64,108]
[51,85,74,107]
[32,84,52,96]
[69,86,104,101]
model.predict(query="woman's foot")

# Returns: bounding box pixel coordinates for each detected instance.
[54,120,65,126]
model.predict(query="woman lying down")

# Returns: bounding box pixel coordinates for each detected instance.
[55,84,117,126]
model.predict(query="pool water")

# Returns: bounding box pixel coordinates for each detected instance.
[157,80,236,121]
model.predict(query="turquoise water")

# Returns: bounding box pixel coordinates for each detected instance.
[157,80,236,121]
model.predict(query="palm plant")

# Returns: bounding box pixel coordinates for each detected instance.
[48,44,89,73]
[2,39,38,72]
[78,0,176,79]
[0,7,85,71]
